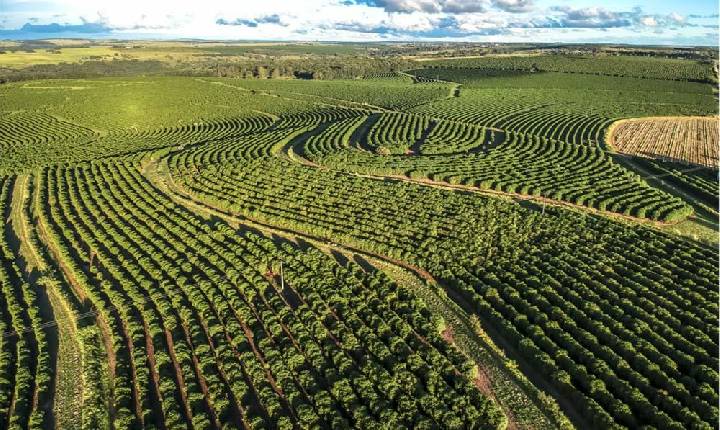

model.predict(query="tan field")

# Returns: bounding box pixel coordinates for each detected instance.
[609,116,719,168]
[0,45,209,68]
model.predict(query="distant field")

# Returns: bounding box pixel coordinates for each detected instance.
[416,55,717,83]
[406,70,717,147]
[609,117,719,168]
[0,45,205,67]
[0,46,118,67]
[0,41,376,68]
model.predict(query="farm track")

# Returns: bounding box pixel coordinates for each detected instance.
[359,258,558,430]
[11,175,80,429]
[32,176,118,428]
[6,175,54,426]
[142,155,577,430]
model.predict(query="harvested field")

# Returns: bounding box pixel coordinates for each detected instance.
[609,116,719,168]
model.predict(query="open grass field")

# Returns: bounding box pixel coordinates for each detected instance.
[0,44,205,68]
[608,117,719,168]
[0,51,717,430]
[0,41,377,69]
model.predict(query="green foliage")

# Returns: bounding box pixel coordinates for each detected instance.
[305,118,692,221]
[171,114,718,429]
[0,60,717,430]
[226,77,454,110]
[417,55,717,82]
[631,158,719,208]
[408,72,716,146]
[32,160,505,429]
[365,113,429,154]
[0,177,53,430]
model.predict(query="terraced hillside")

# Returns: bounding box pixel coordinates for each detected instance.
[0,59,717,430]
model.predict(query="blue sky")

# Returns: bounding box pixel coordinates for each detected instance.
[0,0,717,45]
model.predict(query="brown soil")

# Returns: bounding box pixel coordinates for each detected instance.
[441,326,455,344]
[163,330,195,426]
[607,116,719,168]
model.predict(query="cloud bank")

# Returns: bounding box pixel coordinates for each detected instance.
[0,0,716,45]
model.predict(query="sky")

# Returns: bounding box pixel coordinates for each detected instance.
[0,0,718,45]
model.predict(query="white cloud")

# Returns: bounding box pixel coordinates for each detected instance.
[640,16,657,27]
[492,0,533,13]
[359,0,488,14]
[0,0,716,45]
[667,12,687,25]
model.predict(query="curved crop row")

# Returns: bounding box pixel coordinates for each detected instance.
[301,116,369,159]
[302,120,691,221]
[631,158,719,208]
[0,113,275,174]
[168,151,718,429]
[365,113,430,154]
[36,160,504,429]
[411,95,612,147]
[420,121,491,155]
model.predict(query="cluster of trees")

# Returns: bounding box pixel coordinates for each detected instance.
[0,59,173,83]
[33,160,505,429]
[172,137,717,429]
[0,54,413,83]
[205,56,413,80]
[420,55,717,83]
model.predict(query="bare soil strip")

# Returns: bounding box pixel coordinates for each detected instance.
[32,175,117,427]
[8,175,58,426]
